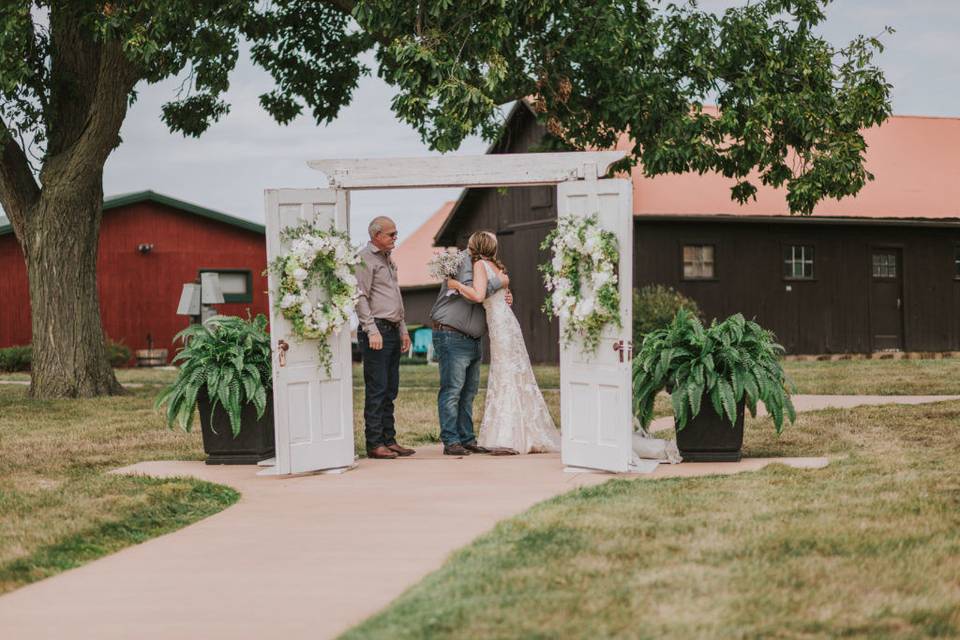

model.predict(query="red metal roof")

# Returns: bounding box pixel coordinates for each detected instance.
[617,113,960,220]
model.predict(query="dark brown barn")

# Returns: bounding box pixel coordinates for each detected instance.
[435,102,960,362]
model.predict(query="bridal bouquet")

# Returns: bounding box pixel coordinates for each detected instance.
[427,249,462,281]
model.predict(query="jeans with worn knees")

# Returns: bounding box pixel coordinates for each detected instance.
[434,330,482,446]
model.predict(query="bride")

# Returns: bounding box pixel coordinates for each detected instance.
[446,231,561,454]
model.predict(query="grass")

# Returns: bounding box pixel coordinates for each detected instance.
[343,399,960,639]
[2,357,957,598]
[0,385,238,595]
[782,358,960,395]
[3,358,960,394]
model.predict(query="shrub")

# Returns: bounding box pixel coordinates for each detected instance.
[0,346,31,372]
[0,340,131,371]
[107,340,132,367]
[633,285,701,345]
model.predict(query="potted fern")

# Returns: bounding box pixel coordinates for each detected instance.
[156,314,274,464]
[632,309,796,462]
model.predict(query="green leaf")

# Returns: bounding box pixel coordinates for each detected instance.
[686,377,703,420]
[717,377,736,425]
[672,386,689,431]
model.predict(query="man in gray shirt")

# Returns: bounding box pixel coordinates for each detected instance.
[356,216,414,460]
[430,250,508,456]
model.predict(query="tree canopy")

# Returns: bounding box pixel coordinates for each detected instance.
[2,0,890,221]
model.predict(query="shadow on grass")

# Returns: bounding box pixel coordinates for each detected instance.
[0,477,237,594]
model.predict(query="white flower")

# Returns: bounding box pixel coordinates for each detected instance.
[300,301,313,317]
[280,293,299,309]
[293,267,309,282]
[584,234,600,256]
[576,297,595,319]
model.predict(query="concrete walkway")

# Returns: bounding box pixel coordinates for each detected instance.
[0,394,955,639]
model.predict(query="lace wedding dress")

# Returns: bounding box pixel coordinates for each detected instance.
[477,261,561,453]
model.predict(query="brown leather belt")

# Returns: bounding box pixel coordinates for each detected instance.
[432,321,474,339]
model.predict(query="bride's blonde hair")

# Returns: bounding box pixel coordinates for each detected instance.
[467,231,507,274]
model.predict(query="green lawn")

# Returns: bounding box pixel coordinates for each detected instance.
[343,399,960,639]
[2,357,958,601]
[782,358,960,395]
[0,385,237,595]
[3,357,959,394]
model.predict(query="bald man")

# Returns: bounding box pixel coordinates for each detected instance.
[355,216,414,459]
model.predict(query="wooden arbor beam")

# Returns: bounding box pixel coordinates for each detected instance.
[307,151,628,190]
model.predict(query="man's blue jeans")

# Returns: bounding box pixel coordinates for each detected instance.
[433,329,481,446]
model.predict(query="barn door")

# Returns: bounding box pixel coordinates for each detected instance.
[558,177,633,472]
[870,248,904,351]
[264,189,355,475]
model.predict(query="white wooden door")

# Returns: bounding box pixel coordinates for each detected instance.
[264,189,355,475]
[558,178,633,472]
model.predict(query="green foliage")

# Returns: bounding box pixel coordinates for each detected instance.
[539,213,621,353]
[0,341,128,371]
[632,309,796,434]
[1,1,890,214]
[155,314,272,437]
[107,340,132,367]
[268,222,360,376]
[633,285,701,344]
[0,345,31,372]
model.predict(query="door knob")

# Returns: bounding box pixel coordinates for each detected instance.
[278,339,289,367]
[613,340,624,363]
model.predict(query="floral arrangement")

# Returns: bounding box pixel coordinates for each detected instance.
[539,213,621,353]
[427,248,463,281]
[269,221,361,374]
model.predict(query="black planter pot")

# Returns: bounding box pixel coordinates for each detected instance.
[675,396,745,462]
[196,392,275,465]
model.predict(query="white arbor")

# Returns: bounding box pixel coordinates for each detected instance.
[264,151,634,475]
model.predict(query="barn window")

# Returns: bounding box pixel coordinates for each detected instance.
[783,245,815,280]
[872,253,897,279]
[199,269,253,303]
[682,245,715,280]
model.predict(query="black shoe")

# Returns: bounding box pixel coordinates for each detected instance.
[443,443,471,456]
[462,443,490,454]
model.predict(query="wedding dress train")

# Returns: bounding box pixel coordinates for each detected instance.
[477,261,561,454]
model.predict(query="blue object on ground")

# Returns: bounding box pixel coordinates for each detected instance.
[412,327,432,354]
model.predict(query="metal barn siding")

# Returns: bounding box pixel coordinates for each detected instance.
[0,194,269,361]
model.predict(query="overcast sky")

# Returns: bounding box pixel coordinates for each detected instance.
[6,2,959,243]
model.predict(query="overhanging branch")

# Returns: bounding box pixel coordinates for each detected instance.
[0,118,41,237]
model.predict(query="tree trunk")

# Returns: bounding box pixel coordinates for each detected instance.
[25,176,124,398]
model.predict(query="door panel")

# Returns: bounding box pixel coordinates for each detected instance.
[870,249,904,351]
[558,178,633,472]
[264,189,355,475]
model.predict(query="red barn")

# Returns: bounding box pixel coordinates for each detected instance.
[0,191,269,363]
